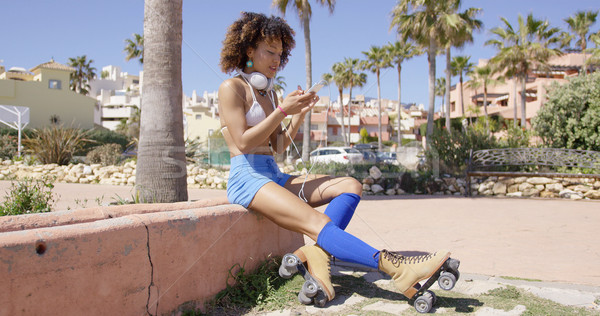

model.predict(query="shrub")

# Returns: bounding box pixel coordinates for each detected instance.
[0,134,18,160]
[532,72,600,151]
[22,125,91,165]
[86,143,122,166]
[77,128,130,155]
[1,176,56,216]
[425,127,498,174]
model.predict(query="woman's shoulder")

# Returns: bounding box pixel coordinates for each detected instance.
[219,76,245,93]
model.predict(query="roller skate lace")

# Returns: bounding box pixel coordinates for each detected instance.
[378,250,435,267]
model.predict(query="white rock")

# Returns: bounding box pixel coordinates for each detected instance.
[127,176,136,185]
[187,176,196,185]
[506,192,523,198]
[545,183,564,193]
[369,166,382,180]
[385,188,396,195]
[526,177,554,185]
[371,184,384,194]
[213,176,224,185]
[492,182,507,195]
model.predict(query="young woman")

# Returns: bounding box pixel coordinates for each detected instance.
[218,12,451,306]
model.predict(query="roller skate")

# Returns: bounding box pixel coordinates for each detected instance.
[378,249,460,313]
[278,245,334,307]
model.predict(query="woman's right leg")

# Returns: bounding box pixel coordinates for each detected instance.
[249,181,380,269]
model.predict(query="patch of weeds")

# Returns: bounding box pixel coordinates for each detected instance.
[1,176,57,216]
[188,255,301,315]
[500,275,542,282]
[485,285,521,299]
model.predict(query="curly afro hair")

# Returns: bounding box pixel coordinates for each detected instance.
[220,12,295,74]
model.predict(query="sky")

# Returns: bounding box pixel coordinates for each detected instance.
[1,0,599,110]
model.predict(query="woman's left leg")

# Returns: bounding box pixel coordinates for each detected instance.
[285,174,362,230]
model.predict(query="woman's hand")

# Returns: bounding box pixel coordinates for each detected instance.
[279,88,318,116]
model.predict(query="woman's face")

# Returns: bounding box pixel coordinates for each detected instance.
[246,38,282,78]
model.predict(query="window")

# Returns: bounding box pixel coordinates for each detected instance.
[195,114,202,120]
[48,80,61,90]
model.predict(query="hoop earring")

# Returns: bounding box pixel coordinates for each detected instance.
[246,60,254,68]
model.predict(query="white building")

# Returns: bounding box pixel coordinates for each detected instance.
[88,65,141,130]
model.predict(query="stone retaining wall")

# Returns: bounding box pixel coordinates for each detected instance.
[2,160,599,200]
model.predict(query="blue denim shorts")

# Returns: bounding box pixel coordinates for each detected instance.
[227,154,292,208]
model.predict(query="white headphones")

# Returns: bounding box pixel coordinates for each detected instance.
[237,70,274,91]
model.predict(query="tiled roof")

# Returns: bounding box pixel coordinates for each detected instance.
[30,60,75,73]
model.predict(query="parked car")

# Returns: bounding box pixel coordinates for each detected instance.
[376,151,399,165]
[361,151,378,163]
[354,143,378,153]
[309,147,363,164]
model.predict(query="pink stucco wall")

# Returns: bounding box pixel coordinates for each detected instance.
[0,201,304,315]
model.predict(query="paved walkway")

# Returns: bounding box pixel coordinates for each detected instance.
[2,181,599,311]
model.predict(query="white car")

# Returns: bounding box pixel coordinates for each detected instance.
[309,147,363,164]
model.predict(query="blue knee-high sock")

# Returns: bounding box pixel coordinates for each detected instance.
[317,221,380,269]
[324,193,360,230]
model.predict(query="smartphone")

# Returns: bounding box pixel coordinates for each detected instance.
[306,79,326,94]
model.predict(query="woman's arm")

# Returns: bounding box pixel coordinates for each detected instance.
[219,79,314,154]
[270,92,317,154]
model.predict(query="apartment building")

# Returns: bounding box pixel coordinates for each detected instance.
[0,59,97,129]
[448,52,588,126]
[88,65,141,130]
[183,90,221,142]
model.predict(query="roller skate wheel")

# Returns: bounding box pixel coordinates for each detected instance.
[282,253,300,269]
[313,291,328,308]
[279,265,293,279]
[414,295,433,313]
[425,290,437,306]
[446,258,460,271]
[298,291,313,305]
[438,272,457,291]
[302,280,318,298]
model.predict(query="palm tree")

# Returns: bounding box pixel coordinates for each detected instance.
[331,61,349,145]
[341,57,366,145]
[435,77,446,117]
[361,45,391,151]
[450,55,474,117]
[136,0,187,203]
[386,40,421,146]
[67,55,96,95]
[486,13,563,128]
[273,75,287,98]
[587,31,600,66]
[273,0,336,162]
[439,4,482,132]
[466,64,504,133]
[564,10,598,73]
[321,73,334,145]
[391,0,468,144]
[124,33,144,64]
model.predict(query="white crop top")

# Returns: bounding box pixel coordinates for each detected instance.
[244,77,276,126]
[220,76,277,132]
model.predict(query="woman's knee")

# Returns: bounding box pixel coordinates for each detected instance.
[334,176,363,197]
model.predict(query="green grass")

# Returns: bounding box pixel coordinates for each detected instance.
[179,259,599,315]
[500,275,543,282]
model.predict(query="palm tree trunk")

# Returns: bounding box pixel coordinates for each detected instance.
[347,85,352,145]
[136,0,188,203]
[377,70,383,151]
[520,73,527,128]
[513,76,517,128]
[339,88,346,145]
[483,85,489,133]
[459,74,465,118]
[445,47,452,134]
[301,4,312,162]
[425,38,436,146]
[397,64,403,146]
